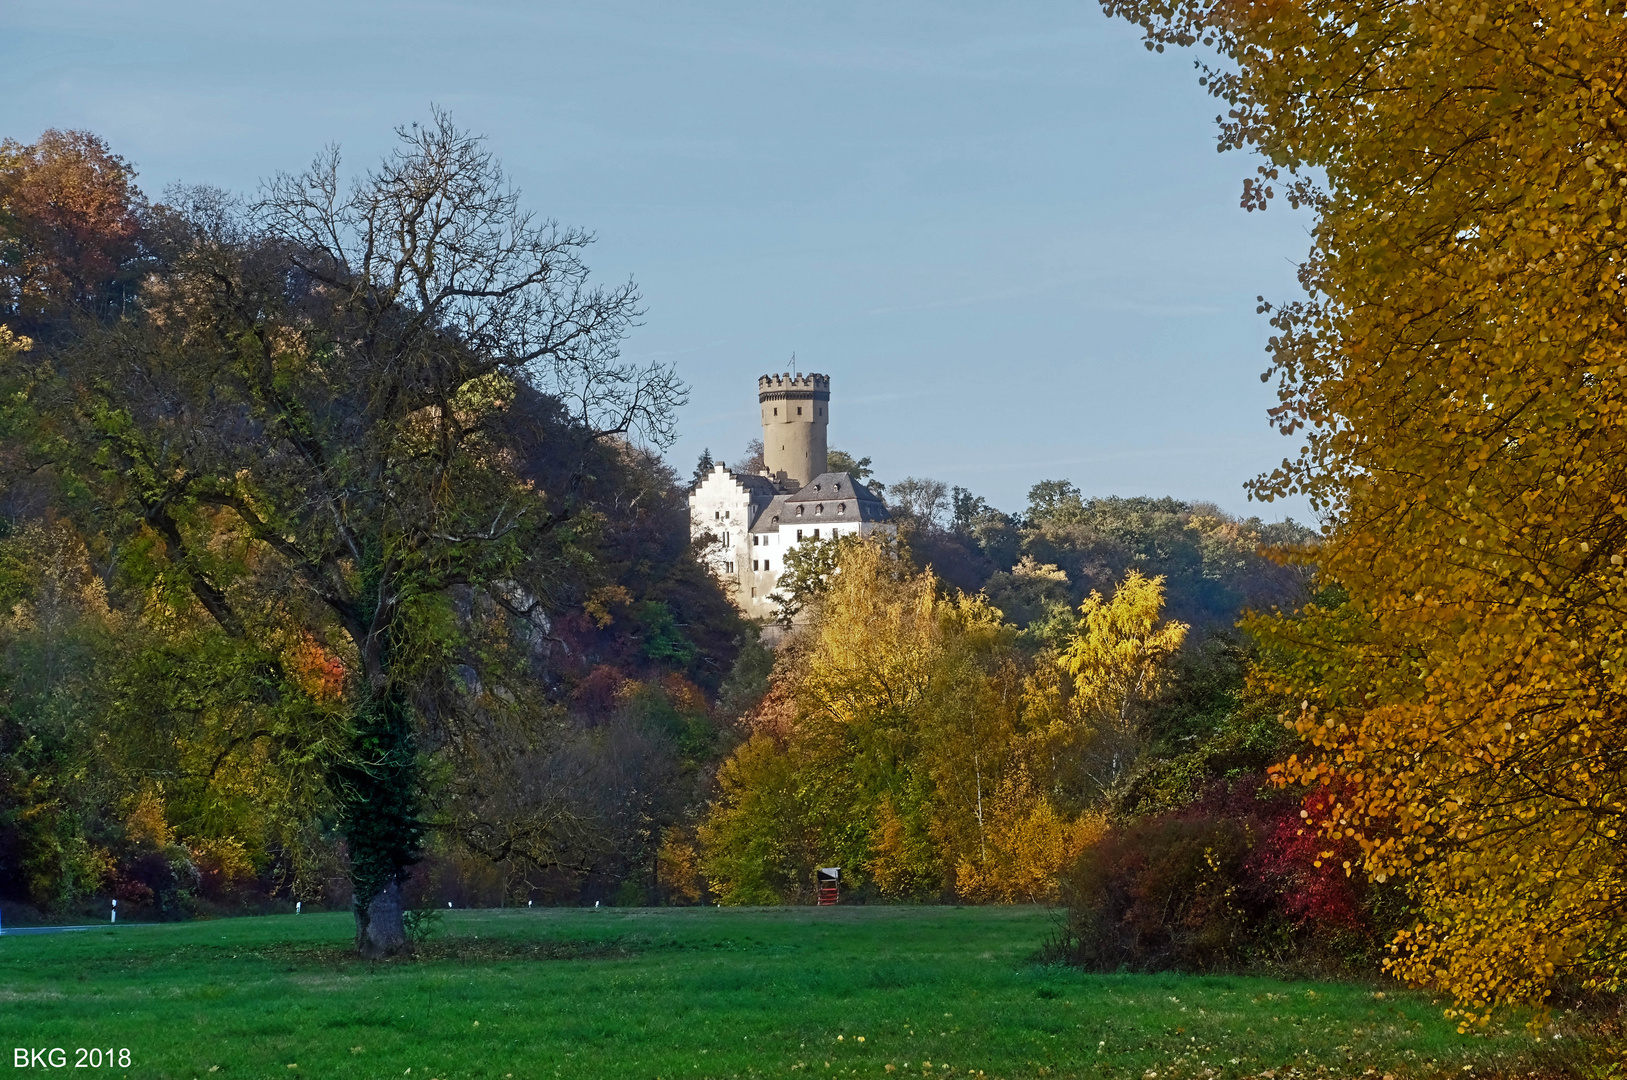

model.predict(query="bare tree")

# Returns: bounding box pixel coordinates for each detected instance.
[887,476,951,531]
[259,108,683,445]
[46,110,684,956]
[730,438,765,476]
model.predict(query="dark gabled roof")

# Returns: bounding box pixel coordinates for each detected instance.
[774,471,890,525]
[750,493,793,533]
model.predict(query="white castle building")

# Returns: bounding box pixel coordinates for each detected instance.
[690,373,892,620]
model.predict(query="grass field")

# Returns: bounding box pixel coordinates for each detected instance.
[0,906,1548,1080]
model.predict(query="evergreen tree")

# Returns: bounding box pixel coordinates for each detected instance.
[692,447,715,486]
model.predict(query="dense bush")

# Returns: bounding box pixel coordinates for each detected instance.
[1059,778,1395,973]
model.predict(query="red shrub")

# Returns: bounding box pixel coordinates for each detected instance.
[1061,776,1388,972]
[1248,785,1367,932]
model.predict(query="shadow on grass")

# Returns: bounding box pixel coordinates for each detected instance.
[245,933,687,968]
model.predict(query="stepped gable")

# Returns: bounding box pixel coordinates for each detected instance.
[694,462,777,501]
[776,471,890,525]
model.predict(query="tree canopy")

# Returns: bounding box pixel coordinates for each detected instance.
[0,116,729,954]
[696,537,1210,905]
[1103,0,1627,1014]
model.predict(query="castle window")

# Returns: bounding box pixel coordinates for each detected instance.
[835,482,841,491]
[796,505,804,516]
[753,559,759,571]
[774,407,778,415]
[815,504,824,514]
[797,406,803,415]
[813,528,821,539]
[796,529,803,541]
[764,559,770,571]
[838,503,846,514]
[772,515,779,525]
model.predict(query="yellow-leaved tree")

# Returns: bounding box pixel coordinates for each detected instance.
[700,536,1102,904]
[1060,571,1189,797]
[954,763,1105,904]
[1105,0,1627,1014]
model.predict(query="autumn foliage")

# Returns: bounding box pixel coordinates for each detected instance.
[1062,780,1382,972]
[700,538,1199,905]
[0,123,743,929]
[0,130,143,329]
[1104,0,1627,1012]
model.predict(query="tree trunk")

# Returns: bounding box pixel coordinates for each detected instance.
[338,676,424,958]
[354,876,408,959]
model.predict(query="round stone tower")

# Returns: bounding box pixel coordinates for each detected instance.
[758,372,829,489]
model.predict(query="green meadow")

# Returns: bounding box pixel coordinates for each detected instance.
[1,907,1545,1080]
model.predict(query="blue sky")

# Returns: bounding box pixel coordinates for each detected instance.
[1,0,1317,522]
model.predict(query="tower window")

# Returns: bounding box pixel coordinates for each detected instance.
[797,406,802,415]
[764,559,770,571]
[753,559,760,571]
[774,407,778,415]
[752,534,759,546]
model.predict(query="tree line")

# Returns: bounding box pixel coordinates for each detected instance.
[0,115,1322,961]
[0,117,740,955]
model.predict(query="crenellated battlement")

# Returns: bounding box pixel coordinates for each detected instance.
[757,373,830,399]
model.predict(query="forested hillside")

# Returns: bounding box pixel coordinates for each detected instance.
[0,123,744,943]
[0,121,1317,954]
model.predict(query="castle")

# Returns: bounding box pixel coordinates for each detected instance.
[689,373,892,620]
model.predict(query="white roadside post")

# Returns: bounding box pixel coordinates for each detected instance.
[296,901,301,915]
[110,898,116,924]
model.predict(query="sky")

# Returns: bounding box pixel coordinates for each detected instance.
[0,0,1318,523]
